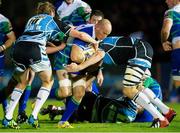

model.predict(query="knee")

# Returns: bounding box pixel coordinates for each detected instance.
[17,83,28,90]
[73,86,85,101]
[72,78,86,101]
[58,87,71,98]
[42,77,54,89]
[18,79,29,90]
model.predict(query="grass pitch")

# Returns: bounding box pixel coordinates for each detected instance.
[0,99,179,132]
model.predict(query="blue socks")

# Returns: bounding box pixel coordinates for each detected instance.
[2,99,8,114]
[60,96,80,122]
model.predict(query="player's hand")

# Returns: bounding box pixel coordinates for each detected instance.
[0,45,5,53]
[93,43,99,51]
[65,63,80,72]
[47,42,56,47]
[92,40,101,51]
[97,70,104,86]
[162,41,172,51]
[0,46,3,53]
[58,42,66,50]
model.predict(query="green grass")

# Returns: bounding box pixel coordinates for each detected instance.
[0,99,180,132]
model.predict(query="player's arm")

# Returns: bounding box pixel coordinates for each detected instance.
[0,21,16,52]
[161,10,173,51]
[97,68,104,86]
[161,18,172,43]
[46,42,66,54]
[0,31,16,53]
[65,49,105,72]
[69,29,98,49]
[54,17,99,47]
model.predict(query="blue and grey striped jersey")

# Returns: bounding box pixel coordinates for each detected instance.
[100,36,152,68]
[17,14,71,46]
[100,36,135,65]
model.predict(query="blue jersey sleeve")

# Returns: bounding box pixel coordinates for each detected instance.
[73,25,94,47]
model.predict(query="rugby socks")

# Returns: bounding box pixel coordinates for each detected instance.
[5,88,23,120]
[0,88,8,114]
[19,85,32,113]
[133,92,165,121]
[2,99,8,114]
[143,88,169,114]
[60,96,80,123]
[32,87,50,119]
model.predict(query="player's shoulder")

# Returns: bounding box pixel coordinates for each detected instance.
[102,36,119,45]
[76,0,91,13]
[166,5,180,14]
[103,36,122,41]
[76,0,90,8]
[172,4,180,12]
[0,14,10,23]
[57,1,66,11]
[30,14,51,20]
[76,23,94,30]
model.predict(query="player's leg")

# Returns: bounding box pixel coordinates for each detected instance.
[40,70,72,121]
[0,55,9,114]
[142,86,176,123]
[171,48,180,102]
[0,73,19,104]
[2,69,31,129]
[140,69,176,123]
[28,68,53,128]
[17,70,35,123]
[58,76,86,128]
[55,69,72,99]
[122,65,169,128]
[40,70,74,121]
[39,70,71,120]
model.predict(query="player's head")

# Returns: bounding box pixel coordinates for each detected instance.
[65,0,74,5]
[165,0,180,8]
[89,10,104,25]
[95,19,112,40]
[36,1,55,17]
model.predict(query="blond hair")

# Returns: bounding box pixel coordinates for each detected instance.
[36,1,55,15]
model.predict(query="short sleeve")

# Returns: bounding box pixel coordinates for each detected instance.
[0,20,13,34]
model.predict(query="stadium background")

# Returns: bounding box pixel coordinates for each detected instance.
[0,0,174,101]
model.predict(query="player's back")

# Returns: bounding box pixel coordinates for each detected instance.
[17,14,64,46]
[101,36,135,65]
[57,0,91,26]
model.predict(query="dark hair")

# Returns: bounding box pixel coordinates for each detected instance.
[90,10,104,19]
[36,1,55,15]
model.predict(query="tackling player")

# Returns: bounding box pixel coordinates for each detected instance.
[65,36,176,128]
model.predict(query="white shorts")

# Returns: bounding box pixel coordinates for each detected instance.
[30,59,52,72]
